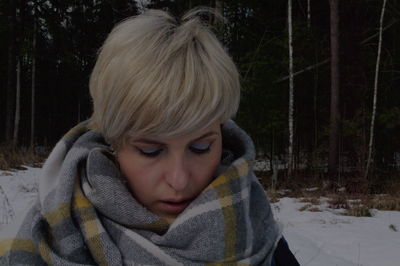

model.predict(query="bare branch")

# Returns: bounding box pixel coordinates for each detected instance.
[275,59,330,83]
[275,18,397,83]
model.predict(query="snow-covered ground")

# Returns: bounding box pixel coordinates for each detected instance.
[273,197,400,266]
[1,167,400,265]
[0,167,40,227]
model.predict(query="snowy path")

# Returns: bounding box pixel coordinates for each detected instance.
[1,167,400,265]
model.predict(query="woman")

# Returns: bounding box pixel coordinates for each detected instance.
[0,8,299,265]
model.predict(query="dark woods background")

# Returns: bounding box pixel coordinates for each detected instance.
[1,0,400,189]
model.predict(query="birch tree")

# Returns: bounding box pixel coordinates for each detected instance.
[13,0,26,147]
[365,0,387,178]
[328,0,340,178]
[5,0,16,142]
[30,11,37,149]
[288,0,294,178]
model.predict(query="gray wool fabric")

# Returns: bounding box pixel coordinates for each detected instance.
[0,120,281,265]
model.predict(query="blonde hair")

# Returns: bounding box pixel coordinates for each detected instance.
[89,8,240,146]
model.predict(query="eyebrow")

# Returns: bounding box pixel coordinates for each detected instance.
[132,131,219,145]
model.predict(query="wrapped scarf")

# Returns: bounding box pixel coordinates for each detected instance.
[0,120,281,265]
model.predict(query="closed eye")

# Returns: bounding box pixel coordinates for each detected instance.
[189,142,211,154]
[137,147,163,157]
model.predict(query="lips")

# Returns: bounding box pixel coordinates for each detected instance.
[159,198,194,214]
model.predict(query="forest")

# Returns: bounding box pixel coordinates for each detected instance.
[1,0,400,191]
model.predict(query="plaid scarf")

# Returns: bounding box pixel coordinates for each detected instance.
[0,120,280,265]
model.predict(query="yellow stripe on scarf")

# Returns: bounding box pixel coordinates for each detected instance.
[215,182,237,261]
[210,160,249,262]
[39,238,52,264]
[64,123,89,138]
[44,203,70,227]
[205,160,250,263]
[73,180,108,266]
[0,238,37,257]
[207,160,249,190]
[206,262,250,266]
[43,194,92,227]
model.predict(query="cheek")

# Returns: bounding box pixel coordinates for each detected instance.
[192,147,222,184]
[117,152,135,180]
[118,158,162,205]
[117,152,156,189]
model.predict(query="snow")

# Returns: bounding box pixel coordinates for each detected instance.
[1,167,400,265]
[273,197,400,266]
[0,167,40,228]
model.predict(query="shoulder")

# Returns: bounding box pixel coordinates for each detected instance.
[272,236,300,266]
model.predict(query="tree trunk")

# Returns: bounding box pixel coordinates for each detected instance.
[307,0,311,29]
[314,50,319,150]
[365,0,387,178]
[77,100,81,124]
[271,128,277,190]
[13,58,21,147]
[5,0,16,142]
[210,0,222,25]
[215,0,223,14]
[328,0,340,178]
[30,15,37,149]
[288,0,294,179]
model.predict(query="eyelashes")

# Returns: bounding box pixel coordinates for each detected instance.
[189,142,211,154]
[137,142,212,158]
[138,147,163,157]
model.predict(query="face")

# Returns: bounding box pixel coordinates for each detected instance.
[116,122,222,221]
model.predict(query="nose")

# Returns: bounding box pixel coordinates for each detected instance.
[165,154,189,192]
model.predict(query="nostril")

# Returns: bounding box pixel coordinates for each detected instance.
[167,177,188,190]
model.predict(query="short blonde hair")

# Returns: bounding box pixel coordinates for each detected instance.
[89,8,240,146]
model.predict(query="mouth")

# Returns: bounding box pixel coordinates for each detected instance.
[159,198,194,214]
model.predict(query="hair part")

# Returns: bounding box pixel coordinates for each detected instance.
[89,7,240,147]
